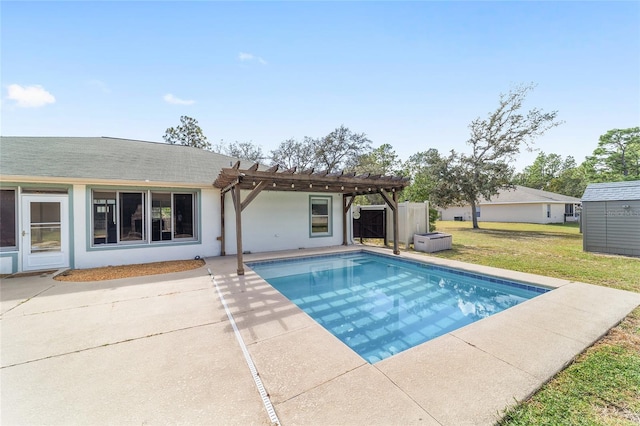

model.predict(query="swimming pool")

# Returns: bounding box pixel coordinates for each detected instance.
[247,251,549,363]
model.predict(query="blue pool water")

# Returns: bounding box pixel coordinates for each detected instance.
[247,251,549,363]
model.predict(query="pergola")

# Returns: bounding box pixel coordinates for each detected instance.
[213,161,411,275]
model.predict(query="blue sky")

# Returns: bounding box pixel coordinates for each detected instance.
[2,1,639,171]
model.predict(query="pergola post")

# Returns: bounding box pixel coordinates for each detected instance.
[379,188,400,255]
[342,194,355,246]
[392,190,400,255]
[233,185,244,275]
[220,192,225,256]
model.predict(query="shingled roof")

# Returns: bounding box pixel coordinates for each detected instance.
[0,136,240,186]
[582,180,640,202]
[480,185,581,204]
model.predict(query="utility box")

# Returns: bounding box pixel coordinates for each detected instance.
[413,232,452,253]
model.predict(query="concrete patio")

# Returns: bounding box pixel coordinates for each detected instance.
[2,246,639,425]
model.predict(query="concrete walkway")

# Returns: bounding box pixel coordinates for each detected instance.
[2,247,639,425]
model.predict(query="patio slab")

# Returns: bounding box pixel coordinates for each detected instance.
[2,246,639,426]
[247,325,366,404]
[376,333,541,425]
[451,311,587,382]
[1,323,269,425]
[2,266,212,317]
[2,283,226,367]
[0,272,57,315]
[275,364,440,425]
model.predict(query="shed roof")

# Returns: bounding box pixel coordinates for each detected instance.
[480,185,581,204]
[0,136,240,186]
[582,180,640,202]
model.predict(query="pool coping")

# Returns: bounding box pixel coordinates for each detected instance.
[210,245,640,425]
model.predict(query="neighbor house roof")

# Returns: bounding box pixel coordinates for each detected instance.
[479,185,581,205]
[0,136,240,187]
[582,180,640,202]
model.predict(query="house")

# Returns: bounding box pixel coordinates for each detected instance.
[0,137,409,274]
[581,180,640,257]
[438,185,581,224]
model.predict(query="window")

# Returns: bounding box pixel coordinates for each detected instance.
[565,204,574,216]
[93,192,117,244]
[0,189,17,248]
[310,196,332,237]
[30,201,62,252]
[92,190,196,246]
[476,207,481,218]
[546,204,551,218]
[173,193,194,239]
[151,192,194,241]
[152,193,172,241]
[120,192,145,241]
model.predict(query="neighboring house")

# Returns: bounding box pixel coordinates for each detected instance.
[0,137,352,274]
[438,185,581,224]
[581,180,640,257]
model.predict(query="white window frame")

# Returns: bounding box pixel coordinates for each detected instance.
[91,189,197,247]
[309,196,332,238]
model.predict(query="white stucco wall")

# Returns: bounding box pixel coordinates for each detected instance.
[223,190,345,254]
[0,255,15,274]
[72,186,222,269]
[438,206,473,221]
[481,203,566,224]
[439,203,568,224]
[5,183,350,272]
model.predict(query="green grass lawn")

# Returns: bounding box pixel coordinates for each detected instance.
[421,221,640,425]
[432,221,639,293]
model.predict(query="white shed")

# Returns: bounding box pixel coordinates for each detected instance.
[581,180,640,257]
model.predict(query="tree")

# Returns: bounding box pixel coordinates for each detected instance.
[352,144,401,205]
[356,143,401,175]
[163,115,211,150]
[514,152,577,190]
[213,140,264,163]
[546,163,590,198]
[588,127,640,181]
[433,84,562,229]
[514,152,562,189]
[313,125,372,173]
[401,149,443,203]
[270,137,317,170]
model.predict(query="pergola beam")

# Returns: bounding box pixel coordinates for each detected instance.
[241,180,267,212]
[379,188,396,211]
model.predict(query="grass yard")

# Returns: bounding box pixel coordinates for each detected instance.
[423,221,640,425]
[432,221,639,293]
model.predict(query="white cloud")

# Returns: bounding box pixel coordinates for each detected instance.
[238,52,267,65]
[6,84,56,108]
[238,52,255,61]
[163,93,195,105]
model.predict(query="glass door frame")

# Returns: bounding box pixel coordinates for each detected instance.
[21,194,69,271]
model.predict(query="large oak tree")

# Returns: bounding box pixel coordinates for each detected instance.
[434,84,563,228]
